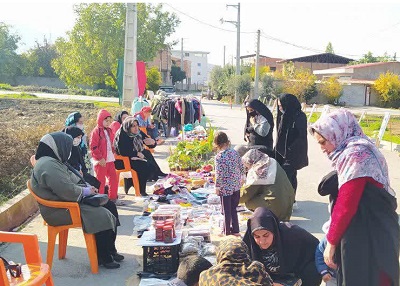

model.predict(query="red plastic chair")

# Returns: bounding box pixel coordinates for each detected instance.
[27,180,98,274]
[114,154,141,197]
[0,231,54,286]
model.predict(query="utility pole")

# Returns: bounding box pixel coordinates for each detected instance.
[122,3,138,107]
[223,45,226,67]
[180,38,184,92]
[221,2,241,104]
[254,29,260,99]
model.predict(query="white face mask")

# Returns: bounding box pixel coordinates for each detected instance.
[76,123,84,130]
[73,138,81,146]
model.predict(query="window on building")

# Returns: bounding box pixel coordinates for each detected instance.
[197,63,201,67]
[197,72,201,76]
[185,52,190,57]
[270,67,276,72]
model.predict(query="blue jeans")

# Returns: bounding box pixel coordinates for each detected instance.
[154,120,168,138]
[147,127,159,140]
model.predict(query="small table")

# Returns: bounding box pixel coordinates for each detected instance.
[138,230,182,274]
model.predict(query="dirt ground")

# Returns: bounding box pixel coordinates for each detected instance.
[0,98,121,202]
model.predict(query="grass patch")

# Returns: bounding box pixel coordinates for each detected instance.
[308,112,400,145]
[0,83,13,90]
[307,112,321,123]
[0,93,37,99]
[92,101,121,108]
[0,97,123,205]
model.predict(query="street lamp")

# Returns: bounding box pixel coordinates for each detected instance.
[221,3,240,104]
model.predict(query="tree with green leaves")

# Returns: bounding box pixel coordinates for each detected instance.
[170,65,186,85]
[52,3,180,88]
[318,76,343,104]
[260,74,275,101]
[146,66,162,92]
[209,65,235,100]
[0,22,20,81]
[325,42,334,54]
[349,51,396,65]
[20,37,58,77]
[236,74,252,102]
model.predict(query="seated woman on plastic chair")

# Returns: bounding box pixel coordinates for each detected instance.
[134,106,165,145]
[114,116,167,196]
[30,132,123,269]
[62,125,123,213]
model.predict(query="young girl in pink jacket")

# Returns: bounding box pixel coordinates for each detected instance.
[90,109,118,202]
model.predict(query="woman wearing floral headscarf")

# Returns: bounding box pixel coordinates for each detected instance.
[199,236,273,286]
[310,109,399,286]
[240,148,294,221]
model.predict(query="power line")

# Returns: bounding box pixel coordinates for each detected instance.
[165,3,363,58]
[260,31,363,58]
[165,3,255,34]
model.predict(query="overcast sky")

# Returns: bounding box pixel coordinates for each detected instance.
[1,1,399,66]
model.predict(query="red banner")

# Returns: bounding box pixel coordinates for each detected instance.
[136,61,146,96]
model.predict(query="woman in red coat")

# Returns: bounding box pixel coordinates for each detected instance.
[310,109,399,286]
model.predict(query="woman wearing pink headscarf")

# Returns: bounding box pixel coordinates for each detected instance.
[309,109,399,286]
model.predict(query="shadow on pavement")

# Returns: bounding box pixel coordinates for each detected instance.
[290,200,329,236]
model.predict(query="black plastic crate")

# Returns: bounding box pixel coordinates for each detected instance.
[142,244,180,274]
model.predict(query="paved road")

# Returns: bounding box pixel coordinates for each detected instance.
[0,90,119,102]
[0,98,399,285]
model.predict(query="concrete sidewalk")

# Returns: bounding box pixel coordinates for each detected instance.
[1,99,399,285]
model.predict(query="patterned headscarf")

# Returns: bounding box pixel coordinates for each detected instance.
[199,237,273,286]
[114,116,144,153]
[114,110,129,124]
[242,149,277,185]
[310,109,392,193]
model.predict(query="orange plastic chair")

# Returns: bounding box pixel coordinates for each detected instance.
[26,180,98,274]
[114,154,141,197]
[139,127,155,154]
[0,231,54,286]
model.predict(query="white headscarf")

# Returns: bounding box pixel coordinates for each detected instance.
[242,149,277,186]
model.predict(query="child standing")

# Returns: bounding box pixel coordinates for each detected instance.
[90,109,119,202]
[214,131,245,236]
[315,171,339,286]
[315,236,337,286]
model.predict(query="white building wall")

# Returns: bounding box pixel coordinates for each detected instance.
[171,50,209,85]
[340,84,366,106]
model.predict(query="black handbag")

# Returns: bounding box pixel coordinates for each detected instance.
[0,256,22,278]
[81,194,109,207]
